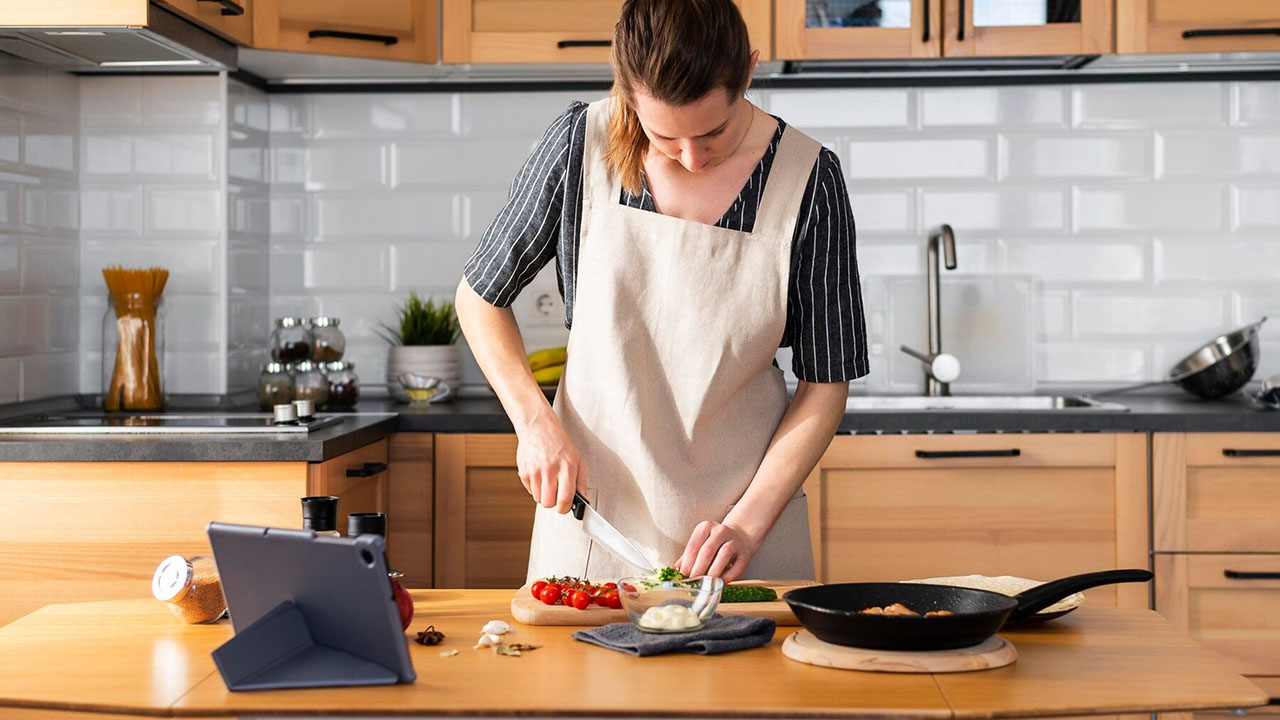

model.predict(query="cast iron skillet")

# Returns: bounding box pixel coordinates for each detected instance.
[782,569,1152,651]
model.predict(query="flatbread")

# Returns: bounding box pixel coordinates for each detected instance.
[900,575,1085,615]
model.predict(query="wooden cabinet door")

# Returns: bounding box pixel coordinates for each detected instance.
[443,0,773,63]
[1118,0,1280,54]
[388,433,433,588]
[157,0,254,45]
[775,0,942,60]
[433,434,535,589]
[1155,553,1280,676]
[944,0,1112,56]
[253,0,438,63]
[807,433,1149,609]
[307,438,389,522]
[1154,433,1280,553]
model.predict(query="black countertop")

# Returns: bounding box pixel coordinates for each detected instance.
[1,388,1278,462]
[395,388,1280,434]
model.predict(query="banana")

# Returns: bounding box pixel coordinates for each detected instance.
[527,346,567,371]
[532,363,564,386]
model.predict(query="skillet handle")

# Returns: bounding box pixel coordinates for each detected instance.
[1008,569,1152,623]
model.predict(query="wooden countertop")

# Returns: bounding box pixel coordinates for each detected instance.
[0,590,1268,718]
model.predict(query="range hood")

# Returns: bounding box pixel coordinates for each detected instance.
[0,3,235,72]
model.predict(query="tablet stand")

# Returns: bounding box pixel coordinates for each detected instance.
[212,601,401,691]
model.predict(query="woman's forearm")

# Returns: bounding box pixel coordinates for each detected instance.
[454,278,555,434]
[723,380,848,551]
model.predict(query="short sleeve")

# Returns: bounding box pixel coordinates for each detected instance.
[786,148,870,383]
[462,101,586,307]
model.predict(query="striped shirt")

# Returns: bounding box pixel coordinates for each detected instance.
[463,101,868,383]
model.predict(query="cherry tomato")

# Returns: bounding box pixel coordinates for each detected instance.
[619,582,637,593]
[600,590,621,609]
[569,589,591,610]
[531,580,548,599]
[602,582,618,590]
[582,584,597,595]
[539,585,561,606]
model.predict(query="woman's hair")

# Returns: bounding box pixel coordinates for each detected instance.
[605,0,753,196]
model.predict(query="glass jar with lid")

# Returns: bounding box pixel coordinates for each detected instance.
[291,360,329,406]
[324,361,360,408]
[270,317,313,364]
[308,317,346,363]
[152,555,227,624]
[258,362,294,409]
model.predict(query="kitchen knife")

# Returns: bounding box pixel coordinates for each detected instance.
[570,491,655,575]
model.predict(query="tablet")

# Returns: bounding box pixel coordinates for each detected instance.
[207,522,416,691]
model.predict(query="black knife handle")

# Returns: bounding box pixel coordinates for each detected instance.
[571,491,588,520]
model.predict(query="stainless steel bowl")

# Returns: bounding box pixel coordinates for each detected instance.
[1168,318,1267,399]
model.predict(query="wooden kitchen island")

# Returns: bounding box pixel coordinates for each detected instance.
[0,590,1268,719]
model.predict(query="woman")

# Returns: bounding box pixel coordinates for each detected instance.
[456,0,867,583]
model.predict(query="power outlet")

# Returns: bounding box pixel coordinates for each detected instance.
[524,290,565,327]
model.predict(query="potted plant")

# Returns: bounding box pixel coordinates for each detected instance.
[378,291,462,403]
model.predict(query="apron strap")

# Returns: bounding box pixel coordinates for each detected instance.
[752,125,822,242]
[583,97,619,215]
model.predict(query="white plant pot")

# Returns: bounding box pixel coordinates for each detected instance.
[386,344,461,403]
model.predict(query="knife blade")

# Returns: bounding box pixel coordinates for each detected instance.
[570,491,655,575]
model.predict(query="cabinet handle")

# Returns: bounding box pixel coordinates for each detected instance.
[1224,569,1280,580]
[309,30,399,46]
[922,0,931,43]
[346,462,388,478]
[1222,448,1280,457]
[557,40,612,48]
[1183,27,1280,39]
[196,0,244,16]
[957,0,966,41]
[1268,698,1280,706]
[915,448,1020,459]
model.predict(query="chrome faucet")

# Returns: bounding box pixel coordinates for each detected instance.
[901,224,959,396]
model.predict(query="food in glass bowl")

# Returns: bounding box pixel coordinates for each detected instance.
[618,574,723,633]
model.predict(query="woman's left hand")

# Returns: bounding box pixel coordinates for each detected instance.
[675,520,755,584]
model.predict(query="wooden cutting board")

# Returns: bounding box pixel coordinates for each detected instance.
[510,579,816,626]
[781,630,1017,673]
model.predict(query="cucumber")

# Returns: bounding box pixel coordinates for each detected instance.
[720,585,777,603]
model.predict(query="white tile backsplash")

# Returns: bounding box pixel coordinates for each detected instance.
[3,66,1280,397]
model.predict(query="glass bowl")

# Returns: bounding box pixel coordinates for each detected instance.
[618,575,723,633]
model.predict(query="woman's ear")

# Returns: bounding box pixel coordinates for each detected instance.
[747,49,760,87]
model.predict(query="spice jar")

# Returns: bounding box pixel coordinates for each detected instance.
[258,362,294,409]
[270,317,313,364]
[301,495,341,537]
[291,360,329,406]
[324,361,359,408]
[308,317,346,363]
[152,555,226,624]
[348,512,413,631]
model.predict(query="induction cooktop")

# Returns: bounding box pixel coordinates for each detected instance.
[0,413,344,435]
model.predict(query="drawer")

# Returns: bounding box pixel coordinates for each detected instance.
[823,433,1119,469]
[1155,433,1280,552]
[1155,554,1280,676]
[1125,0,1280,54]
[157,0,253,45]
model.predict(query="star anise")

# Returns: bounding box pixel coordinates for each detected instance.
[414,625,445,646]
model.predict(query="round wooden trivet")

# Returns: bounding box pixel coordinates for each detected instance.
[781,630,1017,673]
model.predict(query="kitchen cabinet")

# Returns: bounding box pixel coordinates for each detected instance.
[805,433,1149,610]
[442,0,773,64]
[433,433,533,588]
[0,439,388,627]
[388,432,433,588]
[1153,432,1280,690]
[252,0,438,63]
[775,0,1111,60]
[1118,0,1280,54]
[156,0,254,46]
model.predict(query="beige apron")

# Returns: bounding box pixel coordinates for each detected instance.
[526,98,821,583]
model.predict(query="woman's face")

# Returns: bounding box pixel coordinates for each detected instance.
[632,86,750,173]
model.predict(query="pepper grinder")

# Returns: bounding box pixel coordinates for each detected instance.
[300,496,341,537]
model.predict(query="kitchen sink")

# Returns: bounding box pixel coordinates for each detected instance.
[844,395,1128,412]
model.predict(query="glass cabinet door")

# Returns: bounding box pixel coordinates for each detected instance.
[776,0,942,59]
[944,0,1111,56]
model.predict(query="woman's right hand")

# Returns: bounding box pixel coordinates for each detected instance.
[515,410,585,514]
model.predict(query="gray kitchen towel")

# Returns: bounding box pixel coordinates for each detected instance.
[571,614,776,656]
